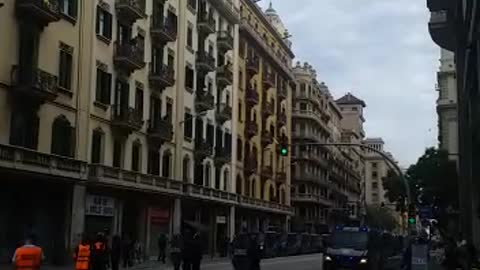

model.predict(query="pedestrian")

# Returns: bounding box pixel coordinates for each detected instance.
[191,233,203,270]
[247,233,261,270]
[442,237,457,270]
[73,234,91,270]
[182,230,194,270]
[231,233,249,270]
[91,233,108,270]
[158,234,167,263]
[170,234,183,270]
[110,236,122,270]
[12,234,43,270]
[121,235,131,268]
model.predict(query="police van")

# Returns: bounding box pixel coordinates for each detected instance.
[323,226,371,270]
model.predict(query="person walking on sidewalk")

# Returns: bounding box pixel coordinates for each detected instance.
[191,233,203,270]
[182,230,194,270]
[73,235,91,270]
[121,235,132,268]
[91,233,108,270]
[110,236,122,270]
[12,234,43,270]
[247,234,262,270]
[158,234,167,263]
[170,234,183,270]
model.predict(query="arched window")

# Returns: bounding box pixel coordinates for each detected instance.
[299,184,306,194]
[223,169,229,191]
[182,155,190,181]
[204,163,211,187]
[269,184,275,202]
[91,128,104,164]
[51,115,75,157]
[162,150,172,178]
[251,179,257,198]
[131,140,142,172]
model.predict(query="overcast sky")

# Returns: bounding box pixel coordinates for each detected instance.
[261,0,439,167]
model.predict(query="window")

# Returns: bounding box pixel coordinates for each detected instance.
[299,103,307,110]
[131,143,141,172]
[238,101,242,121]
[148,150,160,175]
[150,96,162,123]
[135,88,144,119]
[204,163,211,187]
[187,24,193,48]
[113,139,123,168]
[96,69,112,104]
[60,0,77,19]
[168,52,175,69]
[372,171,378,179]
[207,124,214,146]
[372,182,378,189]
[185,66,194,90]
[372,162,378,169]
[91,129,103,164]
[51,116,75,157]
[183,156,190,181]
[96,6,112,40]
[237,138,242,161]
[352,107,358,111]
[166,101,173,123]
[10,111,39,150]
[188,0,197,11]
[184,112,193,139]
[162,152,171,178]
[59,47,73,91]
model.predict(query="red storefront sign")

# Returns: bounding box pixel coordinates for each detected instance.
[150,208,170,224]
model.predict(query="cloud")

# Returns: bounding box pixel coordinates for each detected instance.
[263,0,439,166]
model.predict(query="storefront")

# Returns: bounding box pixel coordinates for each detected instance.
[147,207,170,258]
[84,194,117,237]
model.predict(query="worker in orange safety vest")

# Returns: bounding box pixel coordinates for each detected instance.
[12,234,44,270]
[73,235,91,270]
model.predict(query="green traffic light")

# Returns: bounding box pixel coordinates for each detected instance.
[280,147,288,156]
[408,218,416,225]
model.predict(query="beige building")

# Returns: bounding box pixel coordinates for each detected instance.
[291,62,363,232]
[436,49,458,159]
[0,0,292,261]
[363,138,390,206]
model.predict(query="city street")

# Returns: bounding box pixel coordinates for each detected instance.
[188,254,323,270]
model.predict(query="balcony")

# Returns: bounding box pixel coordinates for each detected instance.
[215,103,232,124]
[245,121,258,139]
[89,164,184,195]
[149,63,175,89]
[217,31,234,52]
[16,0,61,25]
[261,131,273,146]
[427,0,451,12]
[194,138,213,160]
[150,18,177,43]
[238,196,293,215]
[217,65,233,88]
[197,13,216,35]
[184,184,238,204]
[214,147,230,167]
[244,156,257,175]
[10,65,58,102]
[115,0,145,23]
[0,143,88,180]
[111,105,143,132]
[277,112,287,126]
[114,41,145,73]
[263,73,275,89]
[428,11,455,51]
[196,52,216,72]
[261,165,273,179]
[207,0,240,24]
[195,91,215,112]
[263,101,274,116]
[246,57,259,75]
[147,118,173,144]
[278,87,287,100]
[246,87,259,105]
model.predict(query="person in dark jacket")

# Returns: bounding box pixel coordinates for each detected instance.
[170,234,183,270]
[191,233,203,270]
[121,235,131,268]
[91,233,108,270]
[247,234,261,270]
[158,234,167,263]
[110,236,121,270]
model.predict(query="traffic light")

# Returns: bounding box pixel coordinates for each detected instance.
[408,203,416,225]
[279,138,289,156]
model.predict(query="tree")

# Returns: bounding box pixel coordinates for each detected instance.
[382,147,458,227]
[365,205,398,231]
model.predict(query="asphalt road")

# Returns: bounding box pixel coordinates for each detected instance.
[197,254,323,270]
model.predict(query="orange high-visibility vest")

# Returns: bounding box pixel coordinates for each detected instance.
[14,246,42,270]
[75,244,91,270]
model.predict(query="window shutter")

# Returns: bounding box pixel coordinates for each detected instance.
[51,122,60,155]
[106,13,113,39]
[59,0,65,14]
[70,0,78,18]
[105,72,112,104]
[95,7,100,34]
[59,51,66,87]
[95,70,102,101]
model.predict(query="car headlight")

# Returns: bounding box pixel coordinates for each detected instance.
[359,258,368,264]
[324,255,332,261]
